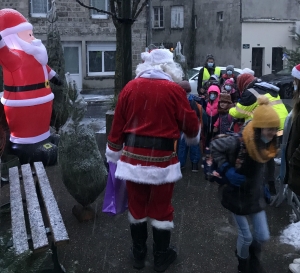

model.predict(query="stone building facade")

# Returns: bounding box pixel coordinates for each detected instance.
[0,1,147,91]
[150,0,300,77]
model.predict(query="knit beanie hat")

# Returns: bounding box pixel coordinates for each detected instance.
[237,73,255,93]
[224,78,235,86]
[252,96,280,128]
[292,64,300,80]
[206,54,214,61]
[178,80,191,93]
[226,65,234,72]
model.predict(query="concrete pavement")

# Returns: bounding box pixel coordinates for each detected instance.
[43,135,297,273]
[0,92,297,273]
[0,133,297,273]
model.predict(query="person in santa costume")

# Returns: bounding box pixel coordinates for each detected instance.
[106,48,200,272]
[0,9,62,165]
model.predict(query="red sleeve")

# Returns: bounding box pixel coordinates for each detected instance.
[107,90,127,152]
[0,44,21,72]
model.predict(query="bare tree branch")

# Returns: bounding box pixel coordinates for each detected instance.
[75,0,136,24]
[133,0,148,20]
[132,0,140,17]
[109,0,118,26]
[75,0,115,17]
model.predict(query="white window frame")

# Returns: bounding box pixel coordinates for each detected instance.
[30,0,50,18]
[87,42,116,76]
[171,6,184,29]
[152,6,164,29]
[90,0,109,19]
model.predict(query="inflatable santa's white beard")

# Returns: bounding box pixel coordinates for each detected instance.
[3,33,48,65]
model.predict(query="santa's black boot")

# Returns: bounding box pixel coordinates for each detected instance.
[237,256,248,273]
[248,241,267,273]
[130,222,148,269]
[152,227,177,272]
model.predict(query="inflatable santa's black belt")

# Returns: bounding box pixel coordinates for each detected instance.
[4,81,50,92]
[125,134,174,151]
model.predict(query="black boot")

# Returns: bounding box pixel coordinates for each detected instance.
[152,227,177,272]
[248,241,266,273]
[130,222,148,269]
[237,256,248,273]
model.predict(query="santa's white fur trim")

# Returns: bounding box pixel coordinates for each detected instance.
[49,69,56,79]
[292,66,300,80]
[105,145,123,164]
[183,129,200,146]
[10,130,50,144]
[116,161,182,184]
[128,211,147,224]
[1,93,54,107]
[150,218,174,230]
[1,22,33,38]
[0,38,5,49]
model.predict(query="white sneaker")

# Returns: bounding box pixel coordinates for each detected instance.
[294,258,300,264]
[289,263,300,273]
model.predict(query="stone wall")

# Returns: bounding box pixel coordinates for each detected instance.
[0,1,147,89]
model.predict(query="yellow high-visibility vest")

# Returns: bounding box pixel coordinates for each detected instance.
[202,67,221,85]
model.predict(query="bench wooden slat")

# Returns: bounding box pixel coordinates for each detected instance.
[34,162,69,245]
[9,166,29,255]
[21,164,49,251]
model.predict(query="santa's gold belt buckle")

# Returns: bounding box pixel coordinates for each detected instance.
[45,80,50,88]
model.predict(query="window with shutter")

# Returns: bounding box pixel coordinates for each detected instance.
[152,7,164,28]
[91,0,108,19]
[31,0,51,18]
[171,6,184,29]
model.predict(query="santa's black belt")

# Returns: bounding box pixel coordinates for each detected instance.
[125,134,174,151]
[4,80,50,92]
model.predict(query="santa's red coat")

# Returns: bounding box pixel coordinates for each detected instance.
[106,77,200,185]
[0,40,55,144]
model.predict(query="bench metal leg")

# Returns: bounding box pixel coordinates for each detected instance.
[40,242,66,273]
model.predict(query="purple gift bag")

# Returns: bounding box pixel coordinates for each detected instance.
[102,162,128,215]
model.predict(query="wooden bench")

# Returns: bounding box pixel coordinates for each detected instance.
[9,161,69,272]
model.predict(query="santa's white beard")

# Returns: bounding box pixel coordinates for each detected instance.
[4,34,48,65]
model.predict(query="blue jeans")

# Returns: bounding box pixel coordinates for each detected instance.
[177,133,201,167]
[232,210,270,259]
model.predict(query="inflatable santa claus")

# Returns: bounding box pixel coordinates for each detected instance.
[0,9,61,165]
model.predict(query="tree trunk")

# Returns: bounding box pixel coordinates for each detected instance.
[114,1,132,97]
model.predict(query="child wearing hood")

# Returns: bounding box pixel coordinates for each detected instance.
[222,78,240,104]
[213,93,234,134]
[205,85,220,147]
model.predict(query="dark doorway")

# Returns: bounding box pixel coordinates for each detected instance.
[272,47,283,74]
[252,48,263,77]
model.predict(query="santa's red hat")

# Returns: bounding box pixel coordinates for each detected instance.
[0,9,32,37]
[292,64,300,80]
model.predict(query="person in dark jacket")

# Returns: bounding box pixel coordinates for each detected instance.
[285,64,300,195]
[197,54,221,97]
[284,64,300,273]
[230,73,288,195]
[177,80,204,172]
[210,96,280,273]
